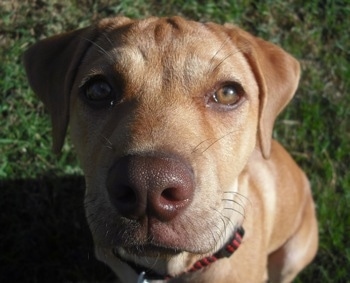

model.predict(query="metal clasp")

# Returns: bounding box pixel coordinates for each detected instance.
[137,271,149,283]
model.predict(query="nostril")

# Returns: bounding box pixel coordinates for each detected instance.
[161,187,189,202]
[153,181,193,221]
[110,184,143,219]
[116,186,137,204]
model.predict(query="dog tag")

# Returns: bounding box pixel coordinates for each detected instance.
[137,271,149,283]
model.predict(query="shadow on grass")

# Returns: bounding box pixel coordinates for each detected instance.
[0,176,114,282]
[0,176,344,282]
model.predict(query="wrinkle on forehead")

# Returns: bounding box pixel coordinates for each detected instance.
[92,18,248,99]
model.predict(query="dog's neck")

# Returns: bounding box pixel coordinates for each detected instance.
[117,227,245,282]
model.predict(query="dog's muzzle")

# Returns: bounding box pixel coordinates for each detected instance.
[113,227,245,281]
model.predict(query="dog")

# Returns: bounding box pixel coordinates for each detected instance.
[24,16,318,283]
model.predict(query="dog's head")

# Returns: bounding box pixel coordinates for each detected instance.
[24,16,299,279]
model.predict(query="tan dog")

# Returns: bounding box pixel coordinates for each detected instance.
[24,16,318,283]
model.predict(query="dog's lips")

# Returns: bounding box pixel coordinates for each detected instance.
[111,218,189,257]
[111,216,205,253]
[113,243,181,258]
[111,245,186,279]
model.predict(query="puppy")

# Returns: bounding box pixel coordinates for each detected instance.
[24,16,318,283]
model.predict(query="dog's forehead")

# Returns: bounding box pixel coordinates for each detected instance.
[108,19,244,64]
[102,16,225,51]
[79,17,253,98]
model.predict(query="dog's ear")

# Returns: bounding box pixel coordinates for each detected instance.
[226,26,300,159]
[254,40,300,159]
[23,17,132,154]
[23,27,96,153]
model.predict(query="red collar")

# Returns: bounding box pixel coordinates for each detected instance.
[117,227,245,281]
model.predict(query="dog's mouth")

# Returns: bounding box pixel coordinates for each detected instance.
[110,226,245,280]
[111,244,182,279]
[113,243,181,258]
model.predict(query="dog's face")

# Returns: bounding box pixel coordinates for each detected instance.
[24,16,299,277]
[70,17,259,273]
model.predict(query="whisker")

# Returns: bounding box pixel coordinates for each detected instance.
[207,36,232,73]
[102,32,115,49]
[222,191,248,218]
[191,137,217,153]
[223,206,246,220]
[223,191,252,207]
[210,220,224,249]
[210,206,239,249]
[201,130,238,154]
[211,50,242,73]
[80,36,114,62]
[99,134,114,151]
[183,214,202,250]
[207,39,251,75]
[222,198,245,213]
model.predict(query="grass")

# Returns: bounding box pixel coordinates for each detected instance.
[0,0,349,282]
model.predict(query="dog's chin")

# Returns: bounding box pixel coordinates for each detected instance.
[111,245,194,277]
[96,220,243,278]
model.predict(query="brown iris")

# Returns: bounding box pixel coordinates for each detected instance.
[213,85,241,106]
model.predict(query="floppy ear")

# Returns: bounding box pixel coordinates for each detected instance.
[226,26,300,159]
[23,27,98,153]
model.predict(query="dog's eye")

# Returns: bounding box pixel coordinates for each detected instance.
[213,85,242,106]
[84,80,113,102]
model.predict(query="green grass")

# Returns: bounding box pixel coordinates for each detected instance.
[1,0,349,282]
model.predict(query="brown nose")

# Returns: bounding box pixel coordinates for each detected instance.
[107,154,194,221]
